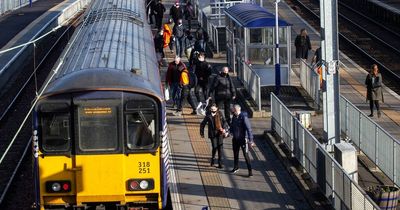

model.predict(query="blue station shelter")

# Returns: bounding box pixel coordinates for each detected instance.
[225,3,291,108]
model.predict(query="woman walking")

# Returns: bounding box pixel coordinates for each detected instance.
[365,64,384,117]
[200,104,228,168]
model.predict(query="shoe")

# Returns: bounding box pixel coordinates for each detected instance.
[248,170,253,177]
[173,111,182,116]
[217,164,223,169]
[190,110,197,115]
[377,111,381,118]
[368,114,373,117]
[230,168,239,174]
[210,158,215,167]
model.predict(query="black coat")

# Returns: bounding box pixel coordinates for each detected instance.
[200,111,228,138]
[154,34,164,53]
[295,35,311,59]
[170,5,183,23]
[152,3,165,18]
[194,60,212,85]
[209,73,236,100]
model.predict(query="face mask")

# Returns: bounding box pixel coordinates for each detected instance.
[211,110,217,113]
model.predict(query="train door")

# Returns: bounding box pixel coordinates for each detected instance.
[73,97,126,204]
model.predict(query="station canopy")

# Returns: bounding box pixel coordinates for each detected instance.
[225,3,291,28]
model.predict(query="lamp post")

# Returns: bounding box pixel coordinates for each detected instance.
[275,0,281,95]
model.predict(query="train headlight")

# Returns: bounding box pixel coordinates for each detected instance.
[46,181,71,193]
[127,179,154,191]
[139,180,149,189]
[52,183,61,192]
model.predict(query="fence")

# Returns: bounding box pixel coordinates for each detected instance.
[0,0,37,16]
[239,62,261,111]
[299,59,321,109]
[195,0,249,53]
[299,60,400,187]
[340,96,400,187]
[271,93,380,209]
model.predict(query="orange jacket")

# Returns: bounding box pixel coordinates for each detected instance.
[163,24,172,48]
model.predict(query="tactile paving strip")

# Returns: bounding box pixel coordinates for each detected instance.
[182,108,231,209]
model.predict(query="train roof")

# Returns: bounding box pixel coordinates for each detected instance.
[42,0,162,99]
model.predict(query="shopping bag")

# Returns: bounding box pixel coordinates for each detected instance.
[164,86,170,101]
[196,99,210,116]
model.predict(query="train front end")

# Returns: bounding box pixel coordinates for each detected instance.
[33,91,168,210]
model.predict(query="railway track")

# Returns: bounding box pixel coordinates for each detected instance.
[286,0,400,94]
[0,13,83,209]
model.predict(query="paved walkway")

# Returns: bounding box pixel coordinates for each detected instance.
[167,108,311,209]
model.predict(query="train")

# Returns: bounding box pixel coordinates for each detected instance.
[31,0,170,209]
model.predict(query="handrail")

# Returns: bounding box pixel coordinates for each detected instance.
[271,92,380,209]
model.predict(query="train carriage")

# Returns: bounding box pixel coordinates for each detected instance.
[32,0,170,209]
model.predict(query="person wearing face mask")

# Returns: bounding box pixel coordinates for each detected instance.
[173,19,185,58]
[229,104,254,177]
[200,104,228,168]
[170,1,183,24]
[208,66,236,123]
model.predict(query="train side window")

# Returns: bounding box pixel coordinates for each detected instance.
[41,113,71,152]
[126,112,156,150]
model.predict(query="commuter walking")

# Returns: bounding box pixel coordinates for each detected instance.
[173,19,185,58]
[311,47,323,88]
[184,0,194,30]
[153,0,166,30]
[182,29,194,60]
[200,104,228,168]
[295,28,311,60]
[154,29,165,67]
[175,66,197,116]
[166,56,186,107]
[169,1,183,24]
[146,0,156,25]
[163,19,174,53]
[229,104,254,177]
[365,64,384,118]
[194,52,212,102]
[208,67,236,123]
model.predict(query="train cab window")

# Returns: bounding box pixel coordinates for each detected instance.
[41,113,71,152]
[78,106,118,151]
[126,112,156,150]
[39,103,71,153]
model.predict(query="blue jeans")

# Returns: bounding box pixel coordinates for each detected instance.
[175,37,184,58]
[170,83,181,105]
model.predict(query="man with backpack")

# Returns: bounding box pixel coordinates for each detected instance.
[174,64,197,116]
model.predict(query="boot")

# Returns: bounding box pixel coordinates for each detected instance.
[210,158,215,167]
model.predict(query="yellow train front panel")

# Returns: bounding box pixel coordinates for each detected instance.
[39,149,162,209]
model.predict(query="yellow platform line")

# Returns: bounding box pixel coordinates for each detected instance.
[182,109,231,209]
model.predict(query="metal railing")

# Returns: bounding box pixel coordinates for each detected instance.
[299,59,321,109]
[299,59,400,187]
[0,0,37,16]
[239,62,261,111]
[340,96,400,187]
[271,92,380,210]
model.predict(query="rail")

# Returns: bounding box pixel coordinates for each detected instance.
[271,92,380,210]
[0,0,38,16]
[299,60,400,187]
[299,59,321,109]
[239,62,261,111]
[340,96,400,187]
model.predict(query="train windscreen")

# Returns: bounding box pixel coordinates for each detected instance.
[78,105,119,152]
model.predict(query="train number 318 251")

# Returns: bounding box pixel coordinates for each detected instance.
[138,161,151,174]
